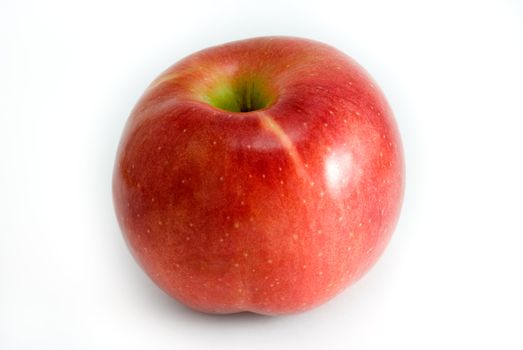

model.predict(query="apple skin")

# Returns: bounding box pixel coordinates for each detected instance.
[113,37,404,315]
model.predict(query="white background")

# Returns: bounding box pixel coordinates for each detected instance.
[1,0,522,349]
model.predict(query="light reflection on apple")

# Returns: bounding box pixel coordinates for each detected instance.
[325,150,354,197]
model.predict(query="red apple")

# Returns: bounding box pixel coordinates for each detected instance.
[113,36,404,315]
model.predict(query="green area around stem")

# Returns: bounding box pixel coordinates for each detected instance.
[204,77,274,113]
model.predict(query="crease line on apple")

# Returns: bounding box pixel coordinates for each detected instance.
[148,73,178,90]
[258,112,311,182]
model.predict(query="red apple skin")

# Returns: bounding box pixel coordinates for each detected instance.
[113,37,404,315]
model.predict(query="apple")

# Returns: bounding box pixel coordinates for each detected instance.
[113,36,404,315]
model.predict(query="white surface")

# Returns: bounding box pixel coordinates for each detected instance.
[1,0,522,349]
